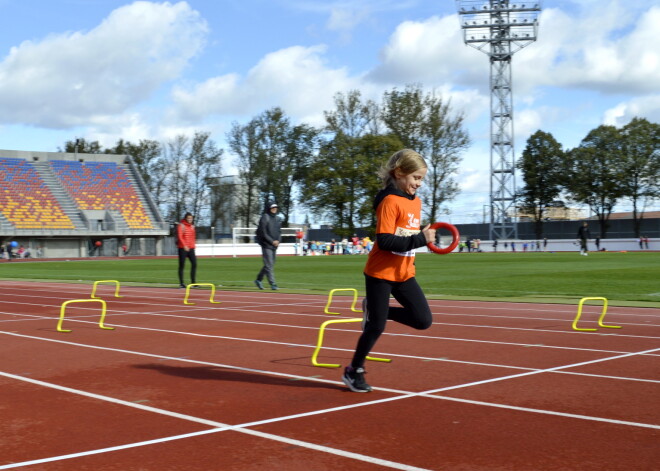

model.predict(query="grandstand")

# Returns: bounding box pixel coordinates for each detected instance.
[0,149,169,258]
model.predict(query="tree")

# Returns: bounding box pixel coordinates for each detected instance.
[227,119,264,227]
[420,91,470,223]
[619,117,660,237]
[302,91,384,234]
[186,132,223,222]
[59,138,103,154]
[516,130,565,239]
[381,84,470,223]
[564,125,626,238]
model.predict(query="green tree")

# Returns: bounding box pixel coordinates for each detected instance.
[226,119,264,227]
[381,84,469,223]
[516,130,565,239]
[564,125,626,239]
[303,90,383,234]
[619,117,660,237]
[59,138,103,154]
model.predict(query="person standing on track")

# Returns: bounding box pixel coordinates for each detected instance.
[254,202,281,290]
[176,212,197,288]
[342,149,436,393]
[577,221,591,256]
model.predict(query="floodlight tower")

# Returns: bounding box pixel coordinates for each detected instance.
[455,1,541,240]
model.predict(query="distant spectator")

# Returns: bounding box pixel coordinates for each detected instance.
[577,221,590,256]
[254,202,281,290]
[493,239,498,252]
[176,212,197,288]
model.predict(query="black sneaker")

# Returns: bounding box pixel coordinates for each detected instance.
[361,298,369,330]
[342,366,372,393]
[254,280,264,290]
[179,284,186,289]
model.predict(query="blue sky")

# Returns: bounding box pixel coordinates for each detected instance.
[0,0,658,223]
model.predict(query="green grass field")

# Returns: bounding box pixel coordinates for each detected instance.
[2,252,659,306]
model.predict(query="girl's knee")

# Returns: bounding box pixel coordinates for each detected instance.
[418,318,433,330]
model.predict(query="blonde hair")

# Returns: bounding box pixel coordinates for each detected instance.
[378,149,427,188]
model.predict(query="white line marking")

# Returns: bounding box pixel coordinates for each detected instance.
[0,370,431,471]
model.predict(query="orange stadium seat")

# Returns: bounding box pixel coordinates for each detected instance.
[50,160,153,229]
[0,158,75,229]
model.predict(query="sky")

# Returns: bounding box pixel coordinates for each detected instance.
[0,0,658,224]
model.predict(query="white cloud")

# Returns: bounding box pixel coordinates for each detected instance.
[0,1,208,129]
[603,95,660,127]
[171,45,357,125]
[514,4,660,95]
[367,14,482,85]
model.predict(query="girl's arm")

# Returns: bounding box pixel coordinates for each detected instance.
[376,231,427,252]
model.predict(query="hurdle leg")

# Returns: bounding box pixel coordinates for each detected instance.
[595,297,621,329]
[91,280,123,299]
[183,283,221,305]
[312,318,391,368]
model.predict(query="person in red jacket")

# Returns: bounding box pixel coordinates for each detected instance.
[176,212,197,288]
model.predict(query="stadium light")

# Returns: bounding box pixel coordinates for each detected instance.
[455,0,542,241]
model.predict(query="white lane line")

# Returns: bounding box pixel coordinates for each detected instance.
[423,395,660,430]
[3,345,659,469]
[1,329,659,428]
[4,309,660,357]
[3,326,659,386]
[0,370,431,471]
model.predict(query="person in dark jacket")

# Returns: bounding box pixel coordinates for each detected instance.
[577,221,590,256]
[254,202,281,290]
[176,212,197,287]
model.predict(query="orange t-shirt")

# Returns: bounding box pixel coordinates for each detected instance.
[364,193,422,282]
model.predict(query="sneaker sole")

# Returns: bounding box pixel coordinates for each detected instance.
[341,375,372,393]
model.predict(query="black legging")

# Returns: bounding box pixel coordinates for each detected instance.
[178,248,197,285]
[351,274,432,369]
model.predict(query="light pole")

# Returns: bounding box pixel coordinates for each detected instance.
[455,0,542,240]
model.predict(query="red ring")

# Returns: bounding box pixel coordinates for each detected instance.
[427,222,460,254]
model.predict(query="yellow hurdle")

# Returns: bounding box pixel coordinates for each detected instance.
[572,297,621,332]
[91,280,123,299]
[57,299,114,333]
[311,318,391,368]
[324,288,363,315]
[183,283,222,305]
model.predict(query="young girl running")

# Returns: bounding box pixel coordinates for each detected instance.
[342,149,436,393]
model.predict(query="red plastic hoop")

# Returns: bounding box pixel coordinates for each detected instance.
[427,222,460,255]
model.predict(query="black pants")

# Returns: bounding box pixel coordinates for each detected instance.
[579,238,588,252]
[351,274,432,369]
[178,248,197,285]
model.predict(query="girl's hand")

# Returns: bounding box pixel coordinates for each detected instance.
[421,224,436,244]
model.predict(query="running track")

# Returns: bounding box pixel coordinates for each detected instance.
[0,281,658,470]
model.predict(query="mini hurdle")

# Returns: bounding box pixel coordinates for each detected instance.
[183,283,222,305]
[91,280,123,299]
[57,299,114,333]
[311,318,391,368]
[572,297,621,332]
[324,288,363,315]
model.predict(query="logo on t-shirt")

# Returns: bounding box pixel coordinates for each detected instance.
[406,213,420,229]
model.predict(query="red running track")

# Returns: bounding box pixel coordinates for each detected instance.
[0,281,658,470]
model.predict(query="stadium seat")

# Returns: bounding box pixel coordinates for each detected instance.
[0,158,75,229]
[50,160,153,229]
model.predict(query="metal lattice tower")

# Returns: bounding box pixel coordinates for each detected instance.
[455,1,541,240]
